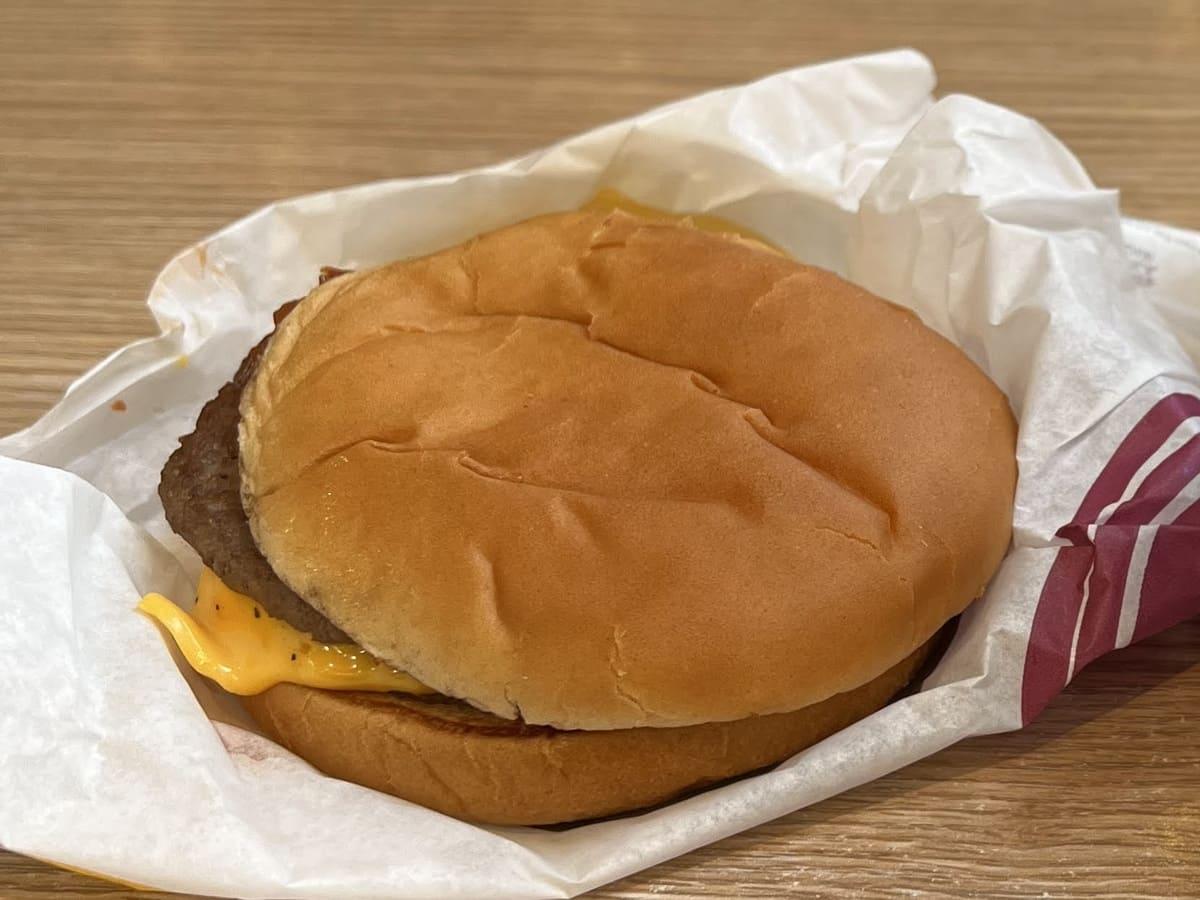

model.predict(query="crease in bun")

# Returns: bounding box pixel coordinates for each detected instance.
[240,210,1016,730]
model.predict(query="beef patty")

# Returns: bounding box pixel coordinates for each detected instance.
[159,298,350,644]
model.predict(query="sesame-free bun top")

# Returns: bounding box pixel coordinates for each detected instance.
[239,210,1016,731]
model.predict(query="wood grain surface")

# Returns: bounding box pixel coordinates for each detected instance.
[1,1,1198,897]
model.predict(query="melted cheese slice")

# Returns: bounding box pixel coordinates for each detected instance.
[138,568,433,696]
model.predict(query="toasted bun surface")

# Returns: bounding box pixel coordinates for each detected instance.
[243,636,931,825]
[240,210,1016,730]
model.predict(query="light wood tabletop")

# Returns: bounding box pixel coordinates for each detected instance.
[2,1,1198,897]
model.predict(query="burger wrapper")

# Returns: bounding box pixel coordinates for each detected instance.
[1,49,1198,898]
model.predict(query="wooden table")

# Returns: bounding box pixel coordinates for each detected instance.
[2,1,1198,896]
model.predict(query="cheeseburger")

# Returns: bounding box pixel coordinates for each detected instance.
[140,203,1017,825]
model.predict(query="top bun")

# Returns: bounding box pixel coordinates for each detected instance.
[239,210,1016,730]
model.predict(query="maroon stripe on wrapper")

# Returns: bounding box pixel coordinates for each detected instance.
[1055,395,1200,545]
[1106,433,1200,527]
[1072,433,1200,671]
[1021,392,1200,725]
[1020,547,1094,724]
[1070,525,1134,674]
[1169,494,1200,529]
[1132,497,1200,644]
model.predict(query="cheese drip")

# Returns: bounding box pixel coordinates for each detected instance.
[139,568,433,696]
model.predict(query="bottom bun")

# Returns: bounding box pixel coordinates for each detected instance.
[244,639,932,826]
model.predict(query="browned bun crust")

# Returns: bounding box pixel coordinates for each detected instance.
[240,210,1016,730]
[243,637,931,826]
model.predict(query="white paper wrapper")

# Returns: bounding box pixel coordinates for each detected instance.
[2,50,1199,898]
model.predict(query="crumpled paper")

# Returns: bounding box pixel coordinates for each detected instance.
[2,49,1198,898]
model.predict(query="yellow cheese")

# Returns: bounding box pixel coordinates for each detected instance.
[138,568,433,697]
